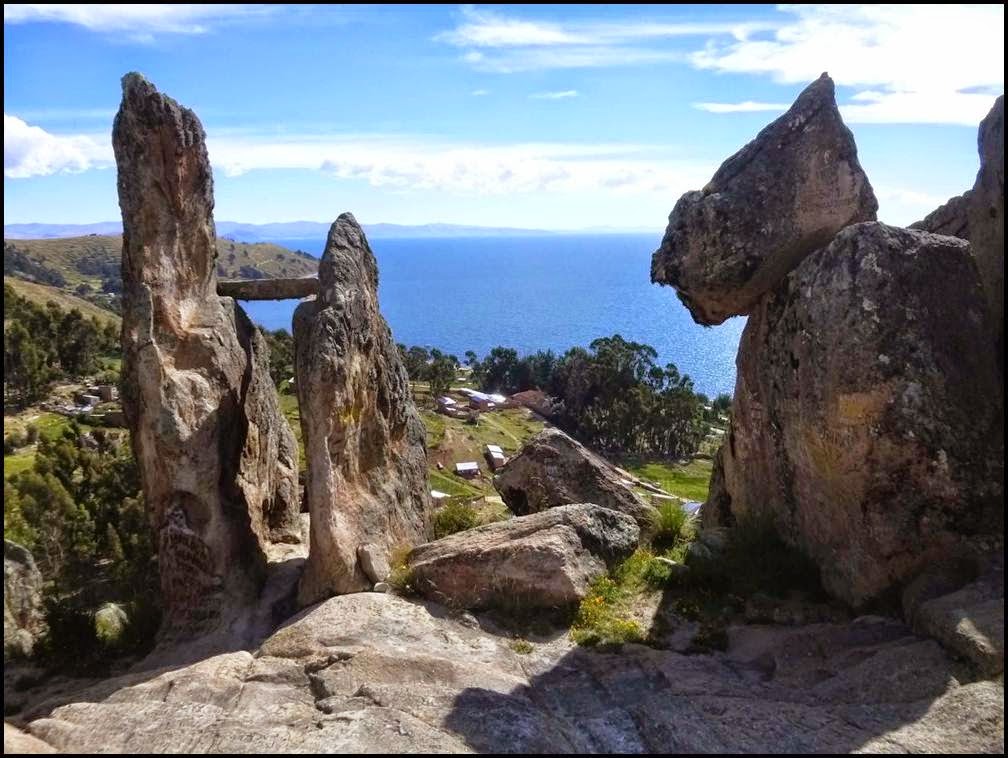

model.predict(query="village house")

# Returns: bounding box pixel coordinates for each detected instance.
[454,461,480,479]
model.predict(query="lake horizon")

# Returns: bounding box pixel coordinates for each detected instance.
[240,233,745,397]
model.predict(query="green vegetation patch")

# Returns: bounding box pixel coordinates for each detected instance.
[4,277,120,326]
[622,458,713,502]
[570,575,646,647]
[648,499,697,552]
[431,496,510,539]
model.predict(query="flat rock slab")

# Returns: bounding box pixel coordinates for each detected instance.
[217,277,319,301]
[22,593,1005,753]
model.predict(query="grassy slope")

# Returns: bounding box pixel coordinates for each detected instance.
[3,411,94,480]
[279,380,548,497]
[4,276,121,327]
[620,458,712,502]
[4,235,317,290]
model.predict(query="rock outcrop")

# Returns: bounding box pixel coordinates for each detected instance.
[20,592,1005,753]
[711,223,1003,606]
[651,73,878,325]
[905,554,1004,677]
[4,541,45,660]
[913,96,1004,367]
[494,428,656,528]
[113,73,301,635]
[407,504,639,610]
[3,723,55,754]
[294,214,431,605]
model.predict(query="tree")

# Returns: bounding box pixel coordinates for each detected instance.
[478,346,520,393]
[263,328,295,388]
[4,321,48,407]
[712,393,733,418]
[426,353,457,399]
[402,346,431,382]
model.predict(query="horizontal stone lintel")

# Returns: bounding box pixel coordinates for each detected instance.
[218,277,319,301]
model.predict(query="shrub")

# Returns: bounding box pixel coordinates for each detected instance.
[24,423,39,444]
[648,500,695,551]
[510,638,534,655]
[4,431,26,454]
[432,498,481,539]
[386,545,416,595]
[570,575,644,647]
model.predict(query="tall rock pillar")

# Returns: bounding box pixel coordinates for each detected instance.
[113,73,301,634]
[294,214,431,605]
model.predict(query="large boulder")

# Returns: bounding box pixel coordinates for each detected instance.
[913,95,1004,367]
[4,541,45,659]
[113,73,301,635]
[21,593,1005,753]
[494,427,656,528]
[709,223,1003,606]
[651,73,877,325]
[407,504,638,611]
[294,214,431,605]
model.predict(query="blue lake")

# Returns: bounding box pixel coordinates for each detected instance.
[240,234,745,397]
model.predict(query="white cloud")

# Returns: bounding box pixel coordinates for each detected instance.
[873,186,949,226]
[3,114,112,178]
[12,107,117,122]
[693,101,788,113]
[471,89,489,97]
[691,4,1004,126]
[530,90,578,100]
[207,133,713,197]
[437,6,773,72]
[5,115,715,195]
[3,4,271,37]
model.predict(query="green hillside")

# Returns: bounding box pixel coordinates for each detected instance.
[4,234,318,296]
[4,276,122,327]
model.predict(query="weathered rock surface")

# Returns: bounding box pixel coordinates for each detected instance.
[651,73,877,325]
[21,593,1005,753]
[4,723,55,754]
[907,554,1004,677]
[407,504,639,610]
[113,73,301,635]
[708,223,1003,606]
[494,427,656,528]
[294,214,431,605]
[217,276,319,301]
[913,95,1004,366]
[4,541,45,660]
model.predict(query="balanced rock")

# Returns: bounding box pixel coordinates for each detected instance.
[407,504,639,610]
[708,223,1003,606]
[494,427,656,528]
[651,73,878,325]
[4,541,45,659]
[913,95,1004,366]
[113,73,301,634]
[294,214,431,605]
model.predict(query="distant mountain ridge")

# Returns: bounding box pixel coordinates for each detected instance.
[4,221,657,242]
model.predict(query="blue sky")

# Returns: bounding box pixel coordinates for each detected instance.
[3,4,1004,230]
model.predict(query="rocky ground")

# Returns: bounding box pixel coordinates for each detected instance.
[5,589,1003,753]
